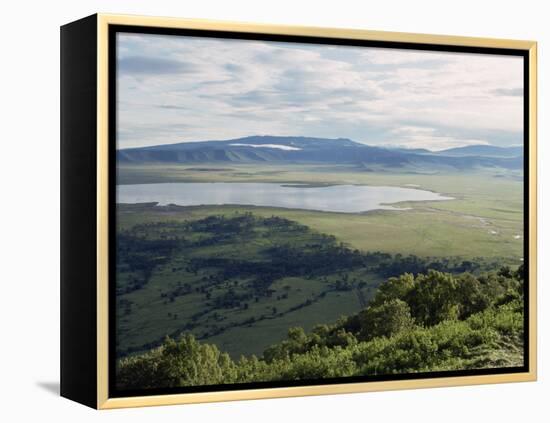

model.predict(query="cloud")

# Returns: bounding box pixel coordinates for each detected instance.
[156,104,189,110]
[118,56,196,75]
[387,125,490,151]
[361,48,452,68]
[116,33,524,150]
[491,87,524,97]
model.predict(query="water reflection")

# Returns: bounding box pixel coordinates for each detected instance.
[117,182,452,213]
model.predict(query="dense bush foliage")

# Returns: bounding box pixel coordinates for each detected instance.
[117,266,524,390]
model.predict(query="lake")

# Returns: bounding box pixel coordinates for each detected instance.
[117,182,452,213]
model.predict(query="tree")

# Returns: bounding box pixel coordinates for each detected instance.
[371,273,415,306]
[453,273,489,318]
[407,270,459,326]
[117,334,236,390]
[357,299,414,341]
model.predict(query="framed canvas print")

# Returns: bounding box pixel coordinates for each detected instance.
[60,14,537,409]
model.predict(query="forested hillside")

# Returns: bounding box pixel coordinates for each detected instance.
[115,211,507,359]
[117,265,524,390]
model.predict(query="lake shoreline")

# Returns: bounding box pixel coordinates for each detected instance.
[116,181,453,214]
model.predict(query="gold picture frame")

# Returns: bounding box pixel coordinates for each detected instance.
[61,13,537,409]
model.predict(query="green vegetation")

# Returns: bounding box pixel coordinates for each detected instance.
[117,164,524,260]
[116,212,381,358]
[115,162,525,390]
[117,213,504,358]
[117,266,524,390]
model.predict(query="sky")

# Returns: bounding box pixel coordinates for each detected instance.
[116,32,524,151]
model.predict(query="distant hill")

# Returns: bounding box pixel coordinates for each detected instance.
[384,147,433,155]
[117,135,523,170]
[436,144,524,158]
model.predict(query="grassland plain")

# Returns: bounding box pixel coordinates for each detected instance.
[117,165,523,362]
[115,163,523,359]
[117,163,524,260]
[116,213,389,358]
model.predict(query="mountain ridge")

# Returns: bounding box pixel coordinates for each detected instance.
[117,135,523,170]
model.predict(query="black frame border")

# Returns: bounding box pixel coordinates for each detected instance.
[107,24,531,399]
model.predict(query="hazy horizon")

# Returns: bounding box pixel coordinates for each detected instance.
[116,133,523,152]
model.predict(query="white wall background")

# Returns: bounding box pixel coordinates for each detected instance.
[1,0,546,420]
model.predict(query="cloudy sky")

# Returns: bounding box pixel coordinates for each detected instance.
[116,33,523,151]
